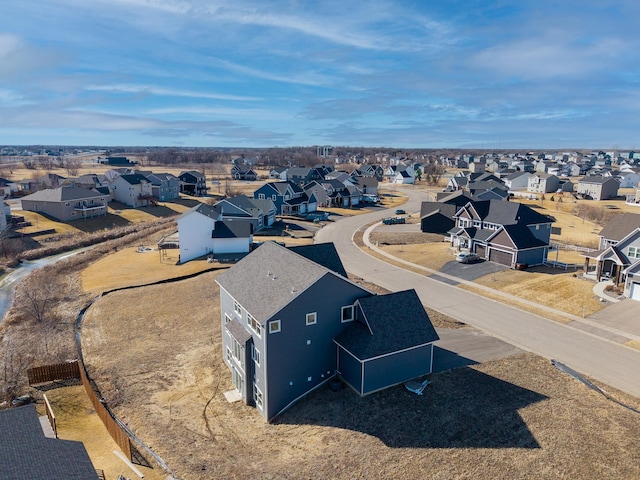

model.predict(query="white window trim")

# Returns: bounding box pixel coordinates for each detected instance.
[629,246,640,259]
[233,300,242,316]
[341,305,354,323]
[252,345,261,367]
[254,385,263,410]
[247,314,262,337]
[306,312,317,326]
[269,320,281,334]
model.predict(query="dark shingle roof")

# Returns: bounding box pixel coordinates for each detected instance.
[212,219,253,238]
[420,202,457,220]
[335,289,439,360]
[182,202,221,220]
[501,225,549,249]
[119,173,149,185]
[598,213,640,241]
[579,175,618,184]
[0,404,99,479]
[288,243,348,277]
[463,200,554,226]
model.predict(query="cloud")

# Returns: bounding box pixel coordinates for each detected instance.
[0,34,63,80]
[85,84,260,101]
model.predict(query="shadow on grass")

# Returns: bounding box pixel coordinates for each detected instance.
[278,366,546,449]
[141,205,182,218]
[69,213,132,233]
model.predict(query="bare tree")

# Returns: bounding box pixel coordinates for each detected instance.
[16,269,57,323]
[21,157,36,169]
[64,159,81,176]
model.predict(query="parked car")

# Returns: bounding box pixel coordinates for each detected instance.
[395,209,406,215]
[456,252,480,264]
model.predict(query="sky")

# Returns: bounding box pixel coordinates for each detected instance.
[1,1,640,149]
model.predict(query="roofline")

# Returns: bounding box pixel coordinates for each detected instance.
[336,340,436,363]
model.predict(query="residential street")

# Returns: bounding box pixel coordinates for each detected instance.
[315,187,640,398]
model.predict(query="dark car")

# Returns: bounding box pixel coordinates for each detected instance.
[395,209,406,215]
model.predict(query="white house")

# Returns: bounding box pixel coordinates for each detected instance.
[504,171,532,191]
[616,171,640,189]
[177,203,253,263]
[110,173,153,207]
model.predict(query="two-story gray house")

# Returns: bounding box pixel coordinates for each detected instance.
[143,172,180,201]
[216,242,439,422]
[448,200,554,267]
[582,213,640,299]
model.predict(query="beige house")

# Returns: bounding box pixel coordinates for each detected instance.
[527,173,559,193]
[577,176,619,200]
[20,185,108,221]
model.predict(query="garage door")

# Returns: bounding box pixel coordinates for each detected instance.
[489,248,513,266]
[475,244,486,259]
[631,282,640,301]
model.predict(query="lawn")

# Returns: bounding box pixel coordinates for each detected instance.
[81,245,223,293]
[80,271,640,480]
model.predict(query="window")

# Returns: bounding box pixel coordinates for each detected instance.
[254,385,263,410]
[258,193,265,200]
[252,345,260,366]
[306,312,317,326]
[272,194,277,201]
[341,305,354,323]
[629,246,640,259]
[234,300,242,316]
[225,314,232,324]
[248,314,262,337]
[269,320,281,334]
[226,346,232,363]
[231,337,243,364]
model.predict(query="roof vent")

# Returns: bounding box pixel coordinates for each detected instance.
[291,287,297,293]
[272,275,277,280]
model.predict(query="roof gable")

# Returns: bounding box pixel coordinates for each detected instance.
[335,290,439,360]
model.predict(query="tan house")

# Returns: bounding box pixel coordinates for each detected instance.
[577,176,619,200]
[110,173,153,207]
[527,173,559,194]
[20,185,108,221]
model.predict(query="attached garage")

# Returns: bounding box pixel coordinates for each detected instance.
[489,248,513,266]
[475,244,486,259]
[630,282,640,301]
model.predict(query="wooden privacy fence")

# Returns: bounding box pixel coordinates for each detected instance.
[77,360,133,461]
[27,360,133,462]
[27,361,80,385]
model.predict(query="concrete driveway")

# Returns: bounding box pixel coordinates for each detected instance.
[586,299,640,337]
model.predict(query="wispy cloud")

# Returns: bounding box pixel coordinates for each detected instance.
[85,84,259,101]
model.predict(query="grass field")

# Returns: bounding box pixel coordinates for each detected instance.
[80,271,640,480]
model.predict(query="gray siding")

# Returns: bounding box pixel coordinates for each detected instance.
[362,344,433,395]
[264,274,369,421]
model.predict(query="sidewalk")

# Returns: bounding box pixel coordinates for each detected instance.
[361,221,640,348]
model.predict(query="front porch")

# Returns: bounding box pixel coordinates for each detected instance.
[582,251,627,284]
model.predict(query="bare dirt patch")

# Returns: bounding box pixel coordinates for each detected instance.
[81,272,640,479]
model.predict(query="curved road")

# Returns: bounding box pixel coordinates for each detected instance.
[316,187,640,398]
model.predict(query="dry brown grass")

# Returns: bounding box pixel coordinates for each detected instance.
[625,340,640,351]
[379,242,455,272]
[81,272,640,479]
[38,386,164,480]
[470,268,603,317]
[81,245,224,293]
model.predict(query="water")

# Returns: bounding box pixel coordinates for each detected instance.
[0,249,89,323]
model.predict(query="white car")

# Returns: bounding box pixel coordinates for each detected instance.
[455,252,480,264]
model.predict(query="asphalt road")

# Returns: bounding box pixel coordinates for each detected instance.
[315,187,640,398]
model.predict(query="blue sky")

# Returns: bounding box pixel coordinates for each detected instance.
[1,1,639,149]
